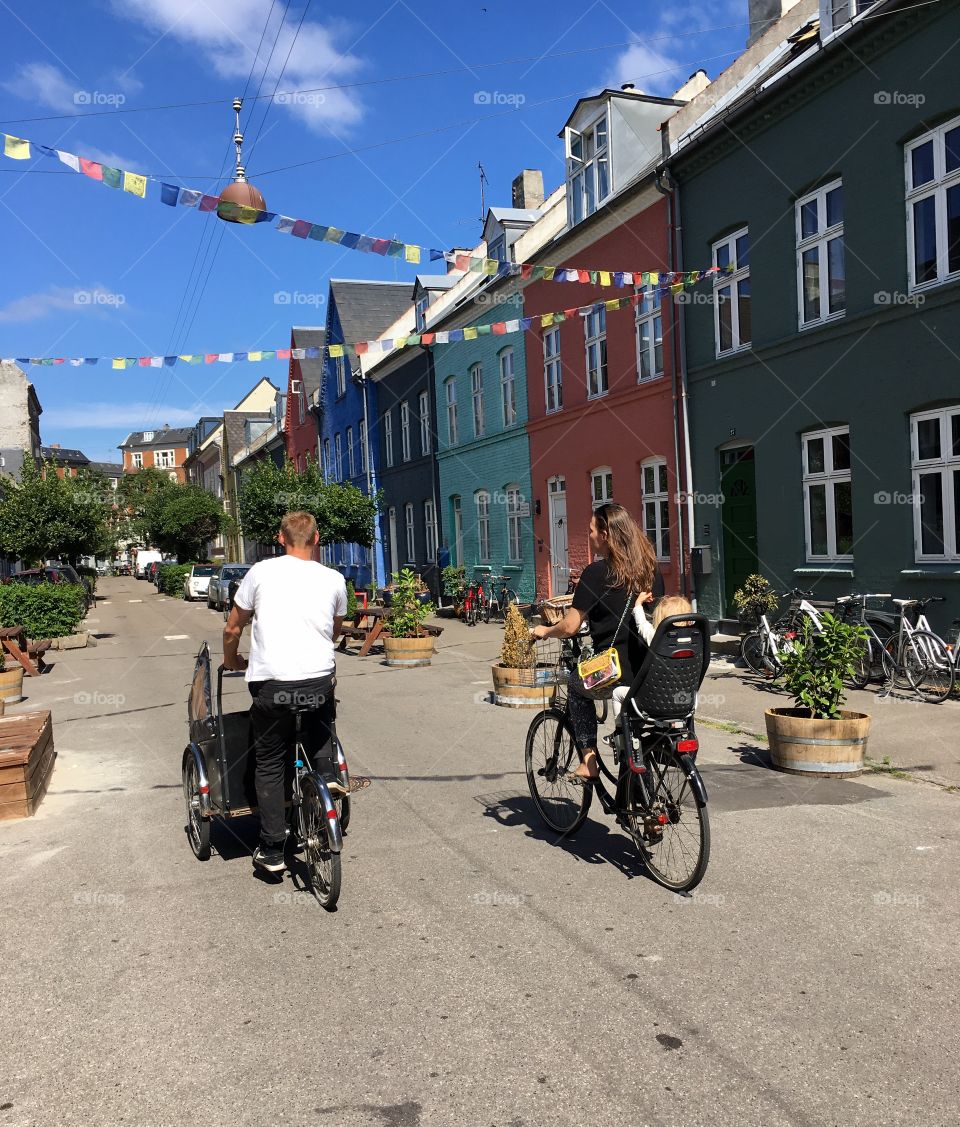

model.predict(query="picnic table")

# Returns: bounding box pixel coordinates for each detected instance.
[0,626,51,677]
[337,606,444,657]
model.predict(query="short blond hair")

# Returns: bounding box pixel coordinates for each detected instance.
[279,510,318,547]
[653,595,693,628]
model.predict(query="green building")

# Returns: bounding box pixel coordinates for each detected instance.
[663,0,960,632]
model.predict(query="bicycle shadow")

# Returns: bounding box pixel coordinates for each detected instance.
[474,790,646,880]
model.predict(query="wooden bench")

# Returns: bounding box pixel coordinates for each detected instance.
[0,711,55,820]
[0,627,52,677]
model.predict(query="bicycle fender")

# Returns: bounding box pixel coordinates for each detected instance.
[312,772,344,853]
[183,743,212,817]
[682,758,709,808]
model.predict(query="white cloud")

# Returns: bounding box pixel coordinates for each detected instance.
[42,402,222,430]
[0,284,129,324]
[116,0,365,132]
[608,39,689,97]
[2,62,79,112]
[74,144,145,173]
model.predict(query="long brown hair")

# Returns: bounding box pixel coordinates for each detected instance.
[593,503,656,593]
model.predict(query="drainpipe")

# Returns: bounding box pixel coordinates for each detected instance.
[654,168,693,608]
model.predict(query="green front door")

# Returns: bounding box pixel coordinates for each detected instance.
[720,447,758,616]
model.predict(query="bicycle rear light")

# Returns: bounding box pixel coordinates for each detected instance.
[671,649,695,658]
[677,738,699,754]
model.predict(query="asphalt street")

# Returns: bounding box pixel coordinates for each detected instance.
[1,576,958,1127]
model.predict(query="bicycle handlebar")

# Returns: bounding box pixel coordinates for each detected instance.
[837,592,891,604]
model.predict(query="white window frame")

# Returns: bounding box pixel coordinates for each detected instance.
[543,327,562,413]
[334,433,343,481]
[446,378,458,446]
[590,466,614,508]
[506,485,523,563]
[471,363,485,439]
[400,400,411,462]
[911,406,960,562]
[905,113,960,292]
[584,306,608,399]
[802,425,853,562]
[132,452,143,469]
[713,227,751,356]
[323,438,331,479]
[384,411,394,468]
[476,490,491,562]
[500,348,517,428]
[155,449,175,469]
[404,502,416,563]
[635,288,663,381]
[335,354,347,397]
[419,390,431,455]
[641,458,671,562]
[298,383,306,425]
[796,178,845,328]
[565,111,610,226]
[424,499,437,562]
[359,418,368,474]
[346,425,356,478]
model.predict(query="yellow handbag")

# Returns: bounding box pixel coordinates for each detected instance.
[576,590,633,699]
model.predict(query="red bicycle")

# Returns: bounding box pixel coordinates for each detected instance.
[462,574,485,627]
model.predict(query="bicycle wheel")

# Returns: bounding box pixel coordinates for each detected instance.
[741,632,778,678]
[182,753,210,861]
[848,637,875,690]
[524,708,591,835]
[882,637,911,690]
[625,745,710,893]
[483,596,491,625]
[300,774,341,910]
[334,736,350,834]
[904,630,956,703]
[464,599,475,627]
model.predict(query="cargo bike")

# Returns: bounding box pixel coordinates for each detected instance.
[182,642,350,908]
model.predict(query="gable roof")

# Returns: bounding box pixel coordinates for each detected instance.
[119,427,193,448]
[328,280,412,353]
[87,461,124,476]
[41,445,88,464]
[223,409,276,458]
[291,326,326,398]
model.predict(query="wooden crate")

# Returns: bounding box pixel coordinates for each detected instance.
[0,711,55,821]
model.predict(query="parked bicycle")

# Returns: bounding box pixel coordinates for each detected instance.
[524,617,712,893]
[462,574,484,626]
[479,571,521,623]
[740,588,823,678]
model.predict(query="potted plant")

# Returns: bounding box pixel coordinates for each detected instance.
[0,646,24,711]
[381,571,430,609]
[383,568,436,667]
[491,602,556,708]
[732,574,779,630]
[765,613,871,777]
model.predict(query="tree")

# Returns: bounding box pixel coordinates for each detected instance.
[237,457,378,551]
[0,461,111,567]
[115,467,174,548]
[144,482,232,562]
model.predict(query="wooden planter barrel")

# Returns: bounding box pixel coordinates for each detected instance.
[765,708,871,778]
[491,664,557,709]
[0,710,55,820]
[383,634,434,667]
[0,667,25,705]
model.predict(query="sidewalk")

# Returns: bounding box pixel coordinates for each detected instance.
[702,653,960,788]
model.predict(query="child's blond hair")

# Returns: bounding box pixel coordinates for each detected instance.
[652,595,693,628]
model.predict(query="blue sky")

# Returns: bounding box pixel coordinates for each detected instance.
[0,0,746,462]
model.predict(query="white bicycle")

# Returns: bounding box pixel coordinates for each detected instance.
[740,588,824,679]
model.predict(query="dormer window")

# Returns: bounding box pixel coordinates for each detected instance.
[488,234,506,262]
[415,293,429,332]
[566,113,609,225]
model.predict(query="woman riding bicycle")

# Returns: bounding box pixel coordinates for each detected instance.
[531,503,663,783]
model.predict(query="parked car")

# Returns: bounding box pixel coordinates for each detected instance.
[154,559,177,587]
[9,565,93,608]
[183,564,217,601]
[135,550,162,579]
[207,563,251,610]
[114,561,131,576]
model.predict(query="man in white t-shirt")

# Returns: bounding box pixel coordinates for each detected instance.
[223,511,347,873]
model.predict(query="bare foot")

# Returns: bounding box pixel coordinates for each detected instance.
[570,751,599,781]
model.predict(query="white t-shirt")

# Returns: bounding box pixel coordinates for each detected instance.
[234,555,348,682]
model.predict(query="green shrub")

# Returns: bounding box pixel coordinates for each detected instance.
[76,565,97,592]
[345,579,358,619]
[0,582,87,639]
[385,568,434,639]
[157,563,192,597]
[779,613,869,720]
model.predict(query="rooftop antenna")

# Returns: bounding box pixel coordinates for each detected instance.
[478,161,489,225]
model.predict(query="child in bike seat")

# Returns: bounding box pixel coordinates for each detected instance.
[611,596,694,720]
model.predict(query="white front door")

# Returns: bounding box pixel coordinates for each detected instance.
[388,508,399,580]
[548,477,568,596]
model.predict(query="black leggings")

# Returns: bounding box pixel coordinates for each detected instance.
[567,670,602,750]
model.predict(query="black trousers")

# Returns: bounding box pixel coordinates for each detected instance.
[248,675,336,846]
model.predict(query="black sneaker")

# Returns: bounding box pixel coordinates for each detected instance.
[253,843,286,872]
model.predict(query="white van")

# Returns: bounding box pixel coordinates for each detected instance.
[135,550,163,579]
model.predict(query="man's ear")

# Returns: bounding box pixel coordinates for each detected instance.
[277,531,286,547]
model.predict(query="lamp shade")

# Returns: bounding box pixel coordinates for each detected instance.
[217,180,267,222]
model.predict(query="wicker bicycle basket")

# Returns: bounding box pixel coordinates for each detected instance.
[540,594,573,626]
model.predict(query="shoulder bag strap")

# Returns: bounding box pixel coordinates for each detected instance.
[609,588,634,649]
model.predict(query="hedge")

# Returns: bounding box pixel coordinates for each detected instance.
[0,582,87,639]
[76,565,97,592]
[156,563,193,598]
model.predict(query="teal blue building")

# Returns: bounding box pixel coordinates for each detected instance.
[430,286,537,603]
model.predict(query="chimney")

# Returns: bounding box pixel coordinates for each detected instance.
[672,70,711,102]
[621,83,635,91]
[747,0,802,45]
[511,169,544,210]
[50,442,61,449]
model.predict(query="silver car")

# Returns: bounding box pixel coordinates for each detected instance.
[207,563,250,610]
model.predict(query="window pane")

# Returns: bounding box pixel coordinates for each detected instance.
[658,464,669,493]
[807,436,825,474]
[954,469,960,554]
[913,196,938,284]
[947,126,960,174]
[584,165,595,215]
[802,246,821,322]
[952,414,960,458]
[572,174,584,224]
[834,480,853,556]
[808,484,828,555]
[654,316,663,375]
[597,157,609,201]
[917,417,941,460]
[717,286,733,351]
[715,242,730,272]
[639,322,651,379]
[832,431,851,471]
[737,277,751,345]
[827,236,846,314]
[735,232,749,269]
[947,184,960,275]
[911,140,935,188]
[825,184,843,227]
[660,500,670,558]
[800,199,818,239]
[645,501,656,536]
[919,473,945,555]
[643,466,655,494]
[595,117,607,148]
